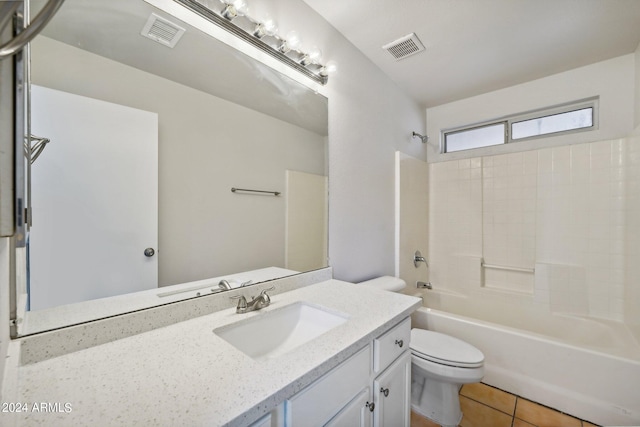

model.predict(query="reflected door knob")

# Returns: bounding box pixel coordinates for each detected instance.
[144,247,155,257]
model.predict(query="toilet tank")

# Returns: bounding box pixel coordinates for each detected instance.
[358,276,406,292]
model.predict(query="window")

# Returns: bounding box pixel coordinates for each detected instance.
[443,98,597,153]
[444,122,505,153]
[511,107,593,140]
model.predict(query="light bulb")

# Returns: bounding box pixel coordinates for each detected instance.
[285,30,301,51]
[320,60,337,77]
[253,15,278,39]
[307,47,322,63]
[233,0,248,16]
[262,18,278,37]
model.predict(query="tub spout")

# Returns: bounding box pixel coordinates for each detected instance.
[417,281,432,289]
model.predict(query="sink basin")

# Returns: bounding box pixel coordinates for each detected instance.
[214,302,349,360]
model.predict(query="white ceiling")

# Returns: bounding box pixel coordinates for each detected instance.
[302,0,640,108]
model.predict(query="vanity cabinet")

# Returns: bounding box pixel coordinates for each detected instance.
[325,387,372,427]
[373,351,411,427]
[281,317,412,427]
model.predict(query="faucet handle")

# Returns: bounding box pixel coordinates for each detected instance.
[258,286,275,303]
[230,294,247,310]
[259,286,275,296]
[219,279,232,290]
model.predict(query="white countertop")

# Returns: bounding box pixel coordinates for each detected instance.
[5,280,421,426]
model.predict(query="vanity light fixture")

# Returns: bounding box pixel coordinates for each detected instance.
[175,0,335,85]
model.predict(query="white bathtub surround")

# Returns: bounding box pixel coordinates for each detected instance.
[625,127,640,343]
[429,136,639,323]
[2,280,421,426]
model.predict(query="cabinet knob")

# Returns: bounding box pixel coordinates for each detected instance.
[395,339,403,348]
[144,247,155,257]
[365,401,375,412]
[380,387,389,397]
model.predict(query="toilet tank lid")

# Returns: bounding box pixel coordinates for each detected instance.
[358,276,406,292]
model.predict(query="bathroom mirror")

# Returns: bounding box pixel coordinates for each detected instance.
[18,0,328,335]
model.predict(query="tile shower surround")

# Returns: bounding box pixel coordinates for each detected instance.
[429,137,640,324]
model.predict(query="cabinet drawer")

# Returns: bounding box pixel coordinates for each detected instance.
[373,317,411,372]
[287,345,371,427]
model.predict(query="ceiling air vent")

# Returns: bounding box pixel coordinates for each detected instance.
[382,33,425,61]
[141,13,186,48]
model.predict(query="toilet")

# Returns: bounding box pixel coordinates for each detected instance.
[359,276,485,427]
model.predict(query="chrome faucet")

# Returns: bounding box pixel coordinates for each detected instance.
[231,286,274,314]
[218,279,253,291]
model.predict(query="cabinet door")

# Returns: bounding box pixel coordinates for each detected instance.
[287,345,371,426]
[325,387,372,427]
[373,351,411,427]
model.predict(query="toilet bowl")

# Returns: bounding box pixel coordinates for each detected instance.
[358,276,485,427]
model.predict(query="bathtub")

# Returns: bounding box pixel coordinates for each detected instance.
[410,289,640,426]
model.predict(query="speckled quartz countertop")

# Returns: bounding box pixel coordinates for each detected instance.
[4,280,421,427]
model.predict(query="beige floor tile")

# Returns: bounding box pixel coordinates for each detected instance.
[460,382,517,415]
[411,410,441,427]
[459,395,513,427]
[513,418,537,427]
[515,398,581,427]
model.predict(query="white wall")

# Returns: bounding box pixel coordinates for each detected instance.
[395,152,429,291]
[31,36,326,286]
[427,54,636,162]
[635,42,640,128]
[254,0,427,282]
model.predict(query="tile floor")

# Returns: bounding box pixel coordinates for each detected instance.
[410,382,600,427]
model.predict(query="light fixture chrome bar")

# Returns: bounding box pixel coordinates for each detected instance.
[173,0,328,85]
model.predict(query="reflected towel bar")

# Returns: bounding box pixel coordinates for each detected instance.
[481,262,535,274]
[231,187,281,196]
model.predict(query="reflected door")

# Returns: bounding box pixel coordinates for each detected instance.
[285,170,328,272]
[29,85,158,310]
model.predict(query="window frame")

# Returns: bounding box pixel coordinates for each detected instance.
[441,97,599,154]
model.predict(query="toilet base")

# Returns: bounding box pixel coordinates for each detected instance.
[411,365,464,427]
[411,405,460,427]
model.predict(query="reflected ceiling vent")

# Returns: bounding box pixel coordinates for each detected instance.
[382,33,425,61]
[141,13,186,48]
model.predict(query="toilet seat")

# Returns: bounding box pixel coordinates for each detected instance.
[410,329,484,368]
